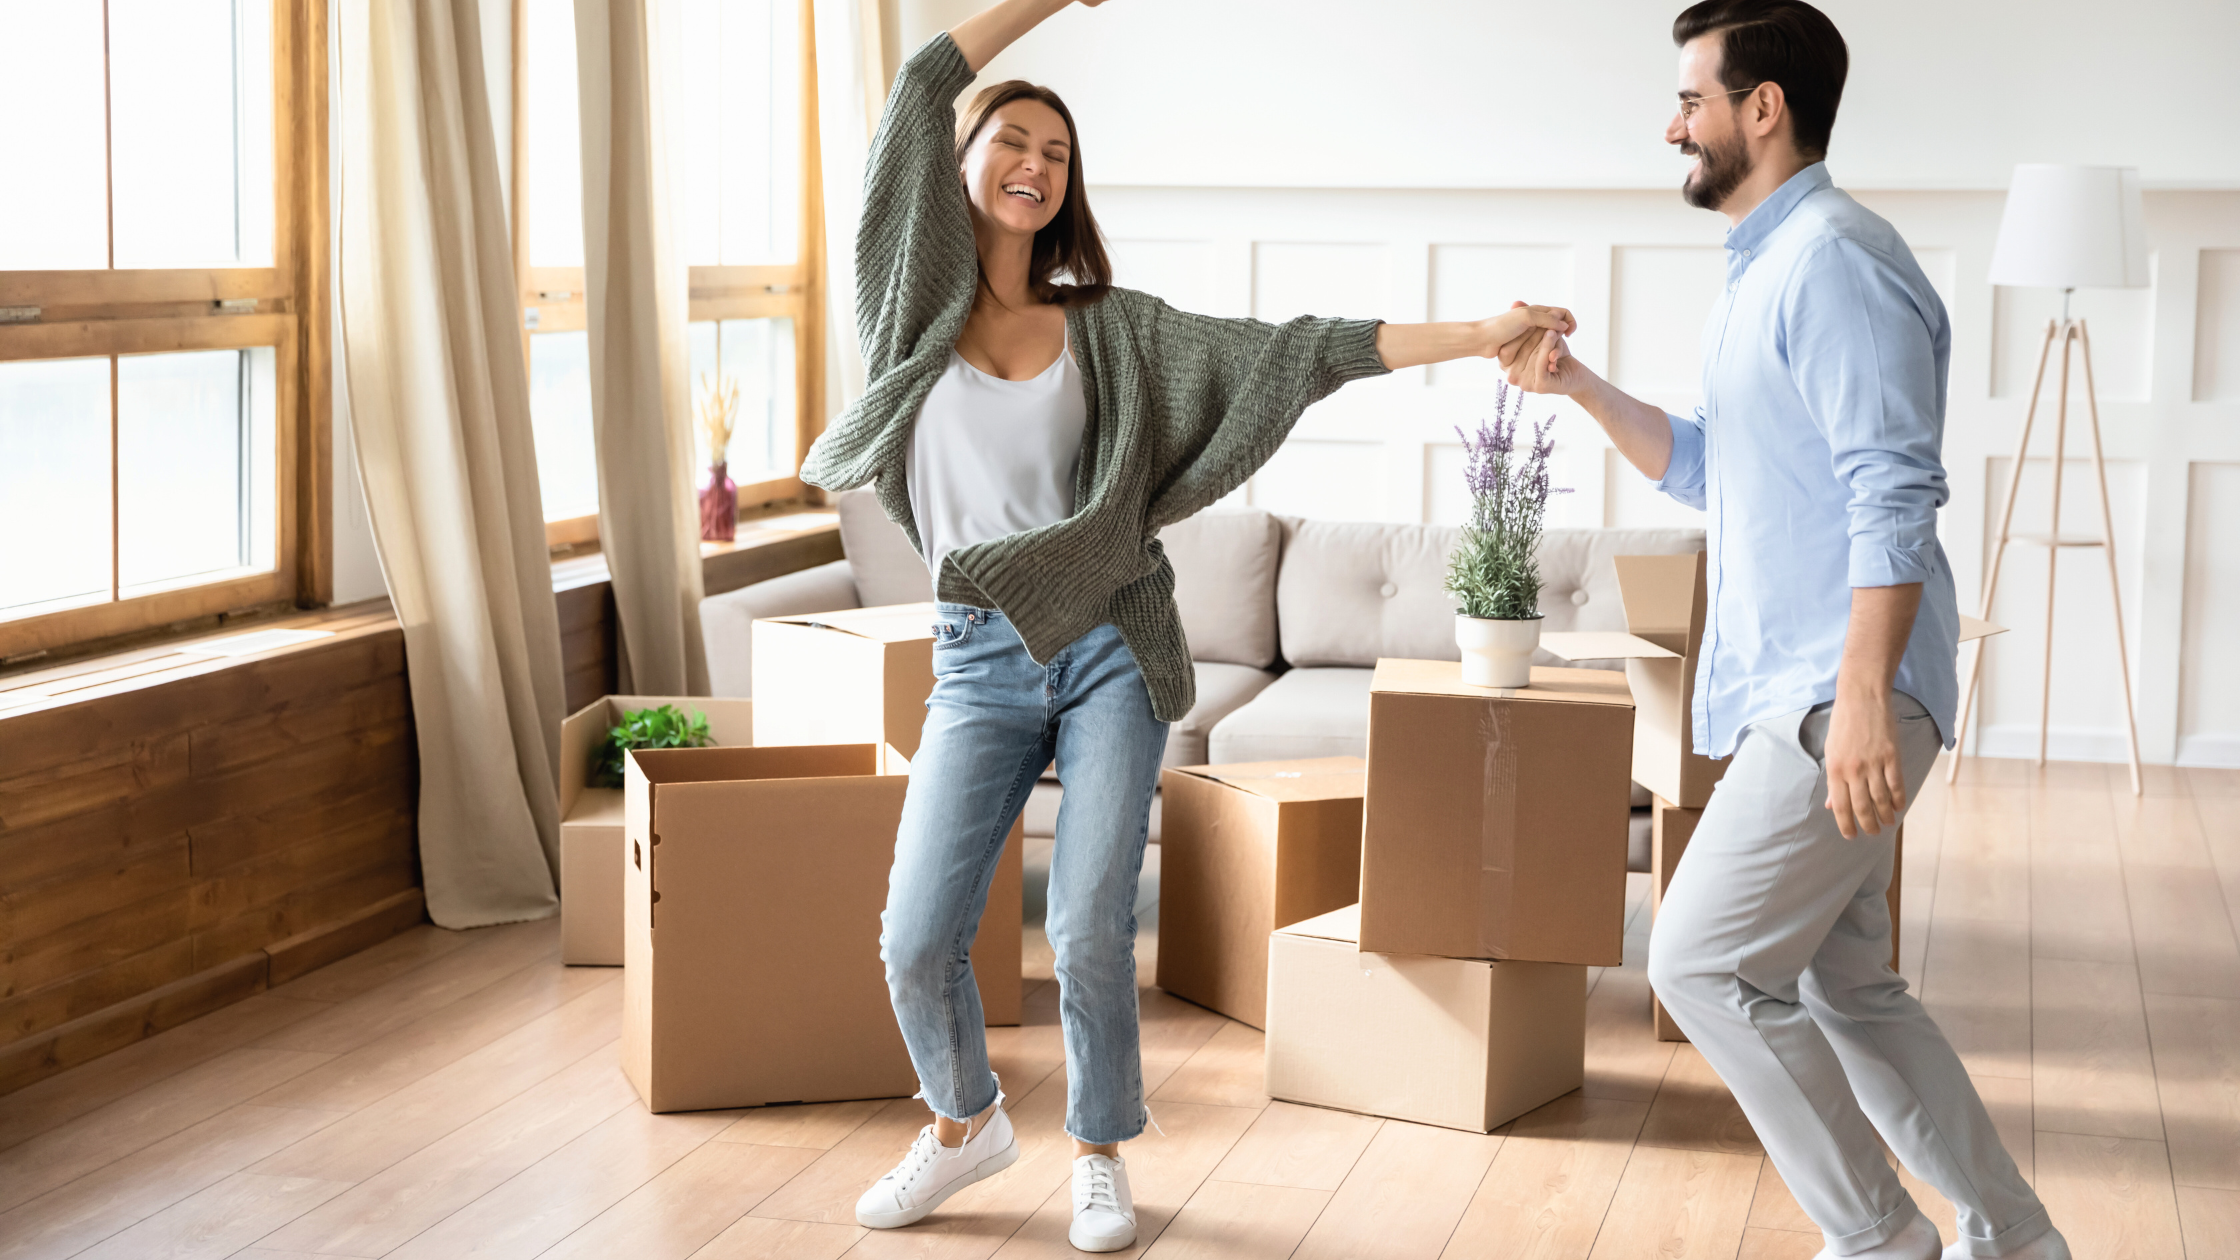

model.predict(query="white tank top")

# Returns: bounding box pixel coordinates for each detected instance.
[905,338,1088,584]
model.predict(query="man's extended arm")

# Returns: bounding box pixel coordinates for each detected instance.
[1501,330,1676,481]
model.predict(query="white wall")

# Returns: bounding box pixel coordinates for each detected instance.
[902,0,2240,191]
[891,0,2240,766]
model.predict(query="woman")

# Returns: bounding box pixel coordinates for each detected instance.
[805,0,1574,1250]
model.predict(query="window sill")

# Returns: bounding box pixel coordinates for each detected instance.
[549,504,841,597]
[0,599,401,723]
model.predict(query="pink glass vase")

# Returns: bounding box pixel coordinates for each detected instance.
[698,462,736,542]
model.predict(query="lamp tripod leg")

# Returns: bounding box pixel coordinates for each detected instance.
[2038,322,2075,768]
[1952,317,2059,784]
[2075,321,2144,796]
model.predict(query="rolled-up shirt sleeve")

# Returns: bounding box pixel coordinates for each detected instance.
[1785,238,1949,588]
[1651,409,1709,510]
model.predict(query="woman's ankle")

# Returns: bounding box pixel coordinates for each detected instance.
[1072,1139,1119,1159]
[934,1101,999,1149]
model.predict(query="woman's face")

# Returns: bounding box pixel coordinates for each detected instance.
[960,99,1070,237]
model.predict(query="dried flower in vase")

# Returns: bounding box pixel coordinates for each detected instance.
[1445,381,1570,621]
[697,372,739,463]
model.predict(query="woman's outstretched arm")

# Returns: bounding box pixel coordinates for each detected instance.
[949,0,1105,74]
[1373,302,1576,371]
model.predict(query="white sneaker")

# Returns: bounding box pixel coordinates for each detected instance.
[1068,1153,1137,1253]
[854,1107,1019,1229]
[1941,1226,2071,1260]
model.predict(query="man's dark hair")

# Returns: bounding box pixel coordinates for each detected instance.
[1673,0,1848,161]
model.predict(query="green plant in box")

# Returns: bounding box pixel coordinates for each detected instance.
[590,704,714,789]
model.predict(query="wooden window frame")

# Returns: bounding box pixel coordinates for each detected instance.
[514,0,827,553]
[0,0,330,663]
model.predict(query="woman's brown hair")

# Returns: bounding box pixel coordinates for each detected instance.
[954,81,1112,307]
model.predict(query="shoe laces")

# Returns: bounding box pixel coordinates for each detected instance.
[890,1127,947,1189]
[1076,1157,1121,1215]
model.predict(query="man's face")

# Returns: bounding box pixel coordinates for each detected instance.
[1667,34,1753,212]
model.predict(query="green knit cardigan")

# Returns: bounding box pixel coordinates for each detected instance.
[800,33,1389,722]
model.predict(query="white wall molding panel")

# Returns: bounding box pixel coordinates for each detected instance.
[1091,187,2240,767]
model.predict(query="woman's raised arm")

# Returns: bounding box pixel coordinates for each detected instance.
[949,0,1105,75]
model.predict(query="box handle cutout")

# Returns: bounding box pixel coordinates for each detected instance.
[633,840,642,870]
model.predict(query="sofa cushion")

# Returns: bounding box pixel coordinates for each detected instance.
[1275,518,1461,667]
[835,488,934,607]
[1165,661,1280,769]
[1206,666,1374,765]
[1159,508,1281,669]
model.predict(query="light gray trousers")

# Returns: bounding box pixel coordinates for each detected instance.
[1647,692,2051,1258]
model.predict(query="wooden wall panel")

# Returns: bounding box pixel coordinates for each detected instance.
[0,610,421,1093]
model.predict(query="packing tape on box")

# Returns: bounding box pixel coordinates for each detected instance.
[1478,700,1518,960]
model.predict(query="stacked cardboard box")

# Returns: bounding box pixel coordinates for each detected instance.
[1263,660,1635,1133]
[1157,757,1364,1029]
[749,603,1021,1026]
[559,695,755,965]
[1265,906,1586,1133]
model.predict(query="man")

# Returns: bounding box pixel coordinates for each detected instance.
[1502,4,2067,1258]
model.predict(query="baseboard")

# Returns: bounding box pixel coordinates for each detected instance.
[0,953,269,1096]
[2176,734,2240,769]
[265,888,427,986]
[1972,724,2147,765]
[0,886,428,1097]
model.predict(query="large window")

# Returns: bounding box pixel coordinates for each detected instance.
[516,0,824,550]
[0,0,324,660]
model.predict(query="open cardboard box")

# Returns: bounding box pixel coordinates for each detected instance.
[752,604,939,759]
[1544,554,2008,811]
[1156,757,1364,1029]
[1540,552,1719,808]
[1265,905,1585,1133]
[620,742,1020,1113]
[559,695,755,965]
[1360,661,1633,966]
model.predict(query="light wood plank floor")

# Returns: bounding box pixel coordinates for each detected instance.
[3,756,2235,1259]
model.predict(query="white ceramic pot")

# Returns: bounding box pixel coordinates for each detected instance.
[1455,614,1543,688]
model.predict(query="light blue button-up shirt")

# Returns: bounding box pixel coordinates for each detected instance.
[1651,162,1960,757]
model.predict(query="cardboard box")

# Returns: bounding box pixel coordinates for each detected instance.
[1156,757,1365,1029]
[620,743,1020,1113]
[1360,661,1634,966]
[559,695,755,965]
[1265,905,1585,1133]
[1545,555,2009,811]
[752,604,938,760]
[1540,552,1721,809]
[1647,796,1903,1042]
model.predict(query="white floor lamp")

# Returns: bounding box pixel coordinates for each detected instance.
[1949,164,2146,795]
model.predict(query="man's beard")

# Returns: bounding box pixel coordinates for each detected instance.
[1680,132,1753,211]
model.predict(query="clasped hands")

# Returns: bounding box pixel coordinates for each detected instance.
[1491,304,1587,396]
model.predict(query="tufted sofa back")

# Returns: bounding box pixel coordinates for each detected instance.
[1271,516,1706,669]
[830,493,1705,672]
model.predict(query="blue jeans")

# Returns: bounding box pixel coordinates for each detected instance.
[881,605,1168,1145]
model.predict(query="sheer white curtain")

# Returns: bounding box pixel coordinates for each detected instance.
[574,0,709,695]
[813,0,889,422]
[334,0,565,927]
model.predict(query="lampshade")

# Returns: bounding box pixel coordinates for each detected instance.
[1987,164,2150,289]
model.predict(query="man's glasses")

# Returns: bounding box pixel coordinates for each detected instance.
[1677,85,1762,121]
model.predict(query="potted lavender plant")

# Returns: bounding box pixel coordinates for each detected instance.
[1446,382,1567,687]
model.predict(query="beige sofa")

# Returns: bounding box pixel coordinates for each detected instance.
[700,490,1705,822]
